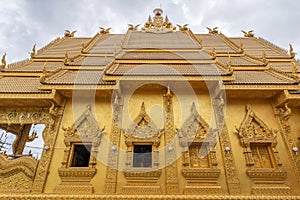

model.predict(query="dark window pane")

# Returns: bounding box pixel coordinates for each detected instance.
[71,144,92,167]
[133,145,152,167]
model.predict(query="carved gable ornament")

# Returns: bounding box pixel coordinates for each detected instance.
[236,105,277,145]
[124,102,161,146]
[178,102,215,147]
[63,105,104,140]
[142,8,176,33]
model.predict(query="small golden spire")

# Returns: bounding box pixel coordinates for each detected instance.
[227,54,232,71]
[198,35,203,45]
[81,42,85,53]
[211,44,216,58]
[165,85,172,98]
[1,53,6,69]
[289,43,296,58]
[30,43,36,58]
[64,50,69,63]
[148,15,152,22]
[165,15,169,23]
[262,50,267,64]
[239,41,244,52]
[292,60,298,75]
[43,62,47,75]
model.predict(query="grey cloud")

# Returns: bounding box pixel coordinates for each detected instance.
[0,0,299,64]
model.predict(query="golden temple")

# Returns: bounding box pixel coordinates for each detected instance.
[0,8,300,199]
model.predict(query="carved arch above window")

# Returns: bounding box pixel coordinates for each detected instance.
[178,102,216,147]
[236,104,277,146]
[177,102,222,194]
[55,105,104,194]
[124,102,162,147]
[235,105,290,195]
[123,102,161,177]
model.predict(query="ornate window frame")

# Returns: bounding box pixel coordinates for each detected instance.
[178,102,222,194]
[54,105,104,194]
[123,102,161,175]
[235,105,291,195]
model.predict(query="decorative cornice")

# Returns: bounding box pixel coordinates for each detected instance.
[0,194,299,200]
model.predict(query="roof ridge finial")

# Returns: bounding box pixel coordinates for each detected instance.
[43,62,47,75]
[142,8,175,33]
[30,44,36,59]
[241,30,254,37]
[1,53,6,69]
[292,60,298,76]
[289,43,296,58]
[64,50,69,64]
[239,41,244,53]
[227,54,233,72]
[262,50,267,64]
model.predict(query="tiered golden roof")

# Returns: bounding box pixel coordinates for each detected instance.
[1,12,298,99]
[1,8,300,200]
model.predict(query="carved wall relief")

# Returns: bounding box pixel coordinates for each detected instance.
[0,106,62,193]
[122,102,162,195]
[104,91,123,194]
[274,103,300,184]
[178,102,222,195]
[54,105,104,194]
[236,105,291,195]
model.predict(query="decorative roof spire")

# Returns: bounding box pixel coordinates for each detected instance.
[128,24,140,31]
[227,54,233,72]
[99,27,111,34]
[64,50,69,64]
[207,27,219,34]
[0,53,6,69]
[142,8,176,33]
[64,30,77,37]
[262,50,267,64]
[289,43,296,58]
[239,41,244,52]
[43,62,47,75]
[30,44,36,59]
[292,60,298,76]
[241,30,254,37]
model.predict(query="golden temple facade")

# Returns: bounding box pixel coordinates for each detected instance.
[0,8,300,199]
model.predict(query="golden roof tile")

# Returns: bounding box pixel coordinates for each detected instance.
[87,34,124,54]
[123,31,201,49]
[3,61,63,72]
[35,37,91,58]
[230,37,290,58]
[68,56,114,66]
[44,70,114,85]
[0,77,50,93]
[269,62,300,73]
[227,70,296,85]
[105,63,229,76]
[117,51,212,60]
[217,55,264,66]
[196,34,238,53]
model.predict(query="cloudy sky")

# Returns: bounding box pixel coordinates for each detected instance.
[0,0,299,64]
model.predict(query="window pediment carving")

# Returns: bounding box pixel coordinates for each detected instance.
[62,105,104,140]
[124,102,162,146]
[236,105,276,145]
[178,102,215,147]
